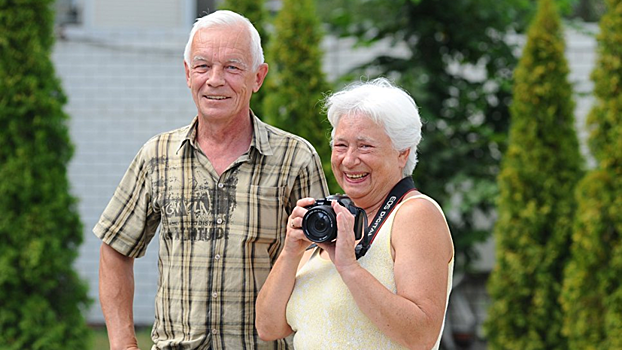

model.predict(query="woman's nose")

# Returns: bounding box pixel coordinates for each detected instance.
[342,147,359,166]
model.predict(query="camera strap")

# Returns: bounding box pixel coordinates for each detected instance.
[355,176,416,259]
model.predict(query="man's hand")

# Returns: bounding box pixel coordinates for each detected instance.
[99,243,139,350]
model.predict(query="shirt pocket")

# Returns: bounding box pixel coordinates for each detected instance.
[230,185,286,245]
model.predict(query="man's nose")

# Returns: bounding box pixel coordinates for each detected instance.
[207,66,225,86]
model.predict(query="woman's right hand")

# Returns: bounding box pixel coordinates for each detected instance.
[256,197,317,341]
[282,197,316,256]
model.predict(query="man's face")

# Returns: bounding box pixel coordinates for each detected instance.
[184,25,267,123]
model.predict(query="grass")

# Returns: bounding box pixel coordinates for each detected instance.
[90,326,153,350]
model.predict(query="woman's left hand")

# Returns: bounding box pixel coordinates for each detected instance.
[317,201,360,273]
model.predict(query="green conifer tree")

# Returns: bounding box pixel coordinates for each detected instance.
[560,0,622,348]
[263,0,337,191]
[314,0,528,267]
[218,0,271,119]
[484,0,584,349]
[0,2,91,349]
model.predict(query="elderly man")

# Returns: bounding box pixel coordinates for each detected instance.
[95,10,328,350]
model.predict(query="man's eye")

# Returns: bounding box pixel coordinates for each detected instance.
[226,65,241,71]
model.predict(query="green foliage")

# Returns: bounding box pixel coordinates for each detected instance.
[0,1,91,349]
[218,0,271,119]
[571,0,607,21]
[560,0,622,348]
[263,0,337,192]
[316,0,529,267]
[484,0,584,349]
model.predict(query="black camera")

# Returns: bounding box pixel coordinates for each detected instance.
[302,194,366,243]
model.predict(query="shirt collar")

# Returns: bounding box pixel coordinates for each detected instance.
[176,111,274,156]
[176,116,199,153]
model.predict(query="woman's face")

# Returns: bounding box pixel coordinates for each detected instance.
[331,113,409,210]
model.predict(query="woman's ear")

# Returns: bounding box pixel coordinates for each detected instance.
[398,148,410,168]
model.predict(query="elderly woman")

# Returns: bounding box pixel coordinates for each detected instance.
[256,78,454,350]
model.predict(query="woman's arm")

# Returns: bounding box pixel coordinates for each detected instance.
[321,198,453,350]
[255,198,316,341]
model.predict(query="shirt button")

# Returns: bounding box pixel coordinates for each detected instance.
[218,183,224,188]
[212,328,218,334]
[212,292,218,298]
[214,254,221,260]
[216,218,223,224]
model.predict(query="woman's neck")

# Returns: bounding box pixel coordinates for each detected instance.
[363,201,383,222]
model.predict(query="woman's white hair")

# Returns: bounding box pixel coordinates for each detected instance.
[183,10,264,70]
[325,77,422,177]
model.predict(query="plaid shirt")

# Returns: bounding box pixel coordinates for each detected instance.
[94,114,329,350]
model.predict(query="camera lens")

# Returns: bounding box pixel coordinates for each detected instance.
[302,207,336,242]
[311,212,329,232]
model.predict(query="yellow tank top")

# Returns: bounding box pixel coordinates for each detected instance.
[285,195,454,349]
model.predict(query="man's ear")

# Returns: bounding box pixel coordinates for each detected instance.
[184,60,191,88]
[253,63,269,93]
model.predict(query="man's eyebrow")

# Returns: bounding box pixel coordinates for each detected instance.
[191,56,248,69]
[192,55,208,63]
[227,58,248,68]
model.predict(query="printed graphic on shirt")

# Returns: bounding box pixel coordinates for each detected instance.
[158,164,239,241]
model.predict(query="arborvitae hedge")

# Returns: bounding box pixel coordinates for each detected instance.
[218,0,271,119]
[0,2,91,349]
[263,0,337,192]
[560,0,622,348]
[484,0,583,349]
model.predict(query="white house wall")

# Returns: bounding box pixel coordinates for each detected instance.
[83,0,194,30]
[52,28,196,324]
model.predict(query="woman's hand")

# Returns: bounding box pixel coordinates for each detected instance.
[282,197,316,256]
[317,200,360,273]
[256,197,317,341]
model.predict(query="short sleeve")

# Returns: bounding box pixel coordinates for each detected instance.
[93,144,160,258]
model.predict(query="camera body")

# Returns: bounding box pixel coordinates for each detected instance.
[302,194,366,243]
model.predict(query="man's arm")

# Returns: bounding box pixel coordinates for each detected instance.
[99,243,140,350]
